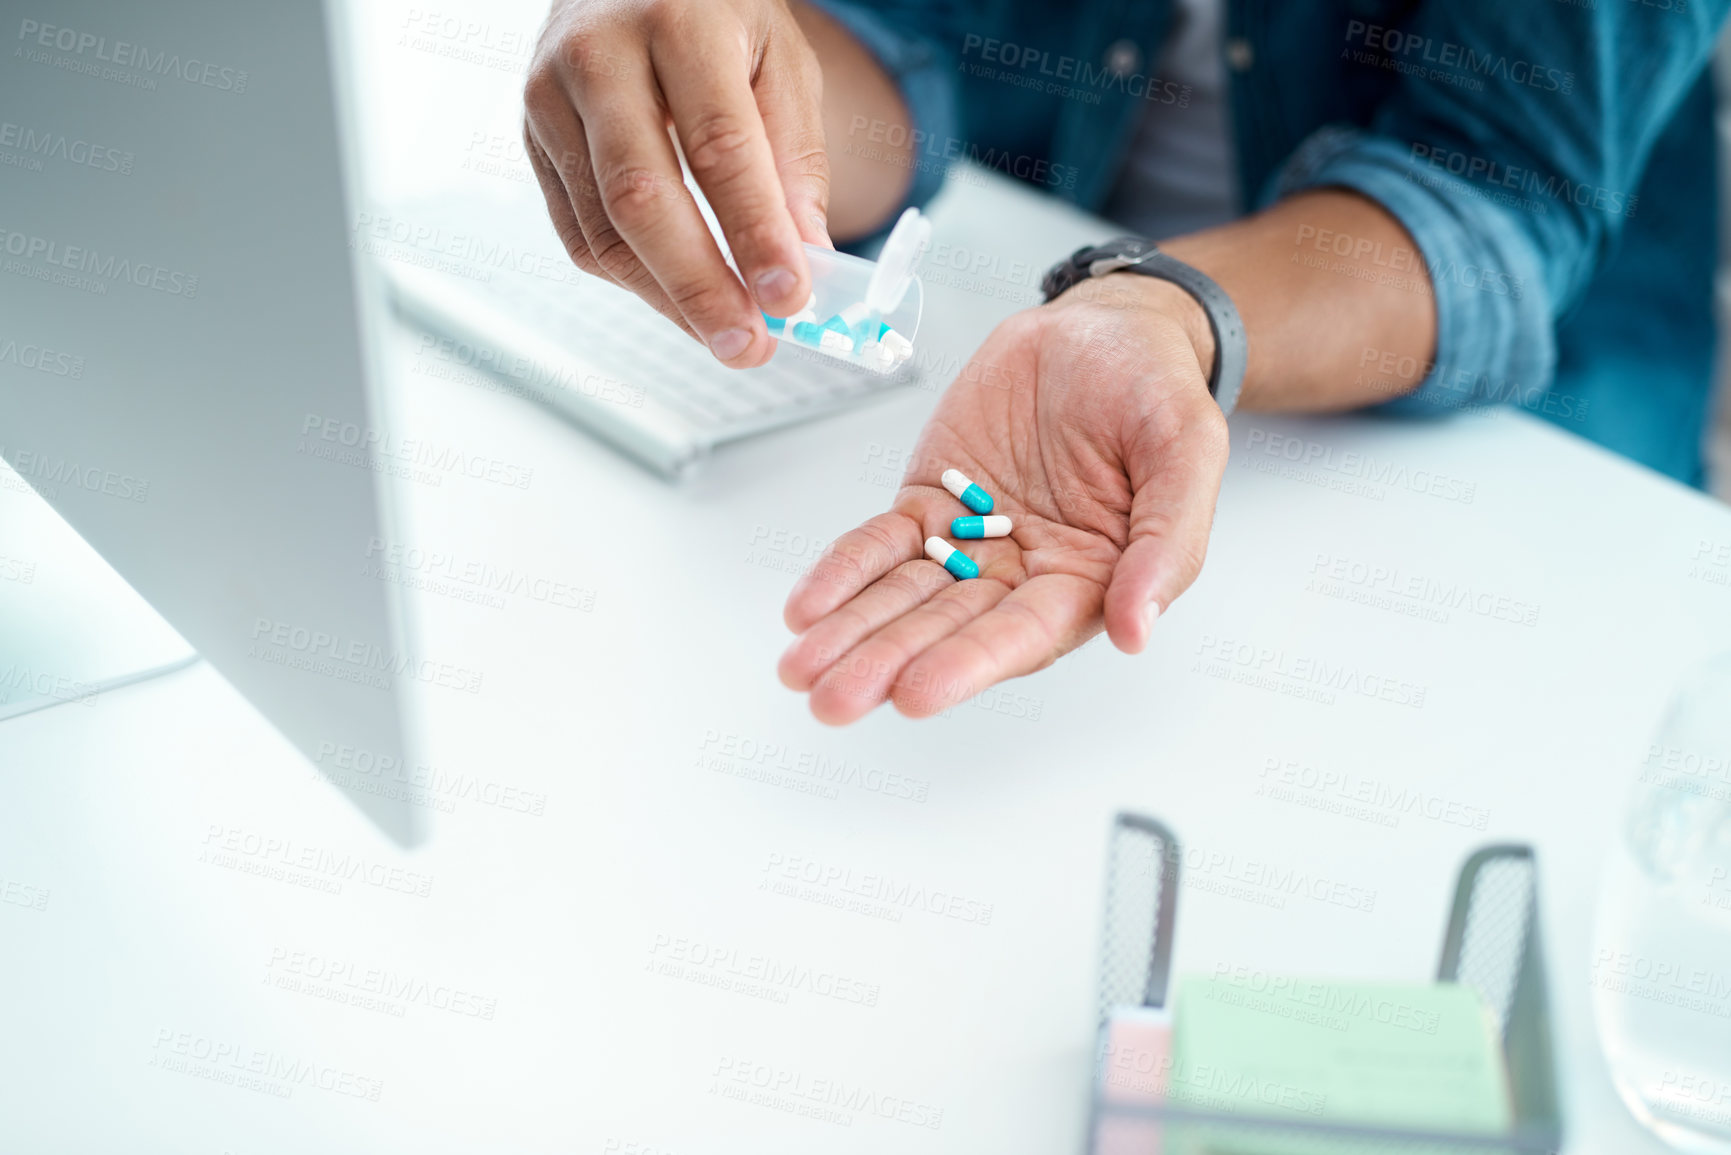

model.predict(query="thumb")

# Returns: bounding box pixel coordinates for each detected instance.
[1103,395,1230,654]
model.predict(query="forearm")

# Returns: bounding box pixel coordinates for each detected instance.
[790,2,914,241]
[1149,190,1438,412]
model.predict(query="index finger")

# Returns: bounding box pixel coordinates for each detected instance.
[578,76,771,365]
[653,27,814,317]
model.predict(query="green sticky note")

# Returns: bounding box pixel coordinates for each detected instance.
[1167,973,1512,1149]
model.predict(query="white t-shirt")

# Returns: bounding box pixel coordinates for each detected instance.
[1102,0,1238,240]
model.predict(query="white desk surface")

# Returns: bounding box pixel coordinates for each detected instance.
[5,2,1731,1151]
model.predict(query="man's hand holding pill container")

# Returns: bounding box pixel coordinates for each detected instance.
[527,0,1730,723]
[521,0,914,367]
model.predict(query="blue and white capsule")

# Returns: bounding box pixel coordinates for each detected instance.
[925,536,979,580]
[951,515,1011,539]
[763,293,818,337]
[942,469,994,514]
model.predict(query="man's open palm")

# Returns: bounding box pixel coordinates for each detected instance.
[779,288,1230,724]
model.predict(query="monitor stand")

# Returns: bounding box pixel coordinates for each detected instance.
[0,463,197,722]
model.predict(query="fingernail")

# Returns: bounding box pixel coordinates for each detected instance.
[754,267,797,305]
[709,328,751,360]
[1142,599,1161,638]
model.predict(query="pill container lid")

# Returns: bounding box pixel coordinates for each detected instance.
[864,207,932,315]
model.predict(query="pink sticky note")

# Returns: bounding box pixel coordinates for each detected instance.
[1092,1007,1172,1155]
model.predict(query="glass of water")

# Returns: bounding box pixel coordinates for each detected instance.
[1592,652,1731,1152]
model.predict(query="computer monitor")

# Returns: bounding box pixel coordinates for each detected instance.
[0,0,428,844]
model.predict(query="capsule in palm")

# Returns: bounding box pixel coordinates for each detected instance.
[941,469,994,514]
[951,515,1011,539]
[925,537,979,580]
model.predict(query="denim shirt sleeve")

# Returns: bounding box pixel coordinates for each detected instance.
[1272,3,1729,415]
[806,1,959,234]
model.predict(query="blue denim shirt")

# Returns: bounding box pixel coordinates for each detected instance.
[817,0,1726,487]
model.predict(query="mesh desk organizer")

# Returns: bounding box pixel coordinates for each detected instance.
[1088,813,1563,1155]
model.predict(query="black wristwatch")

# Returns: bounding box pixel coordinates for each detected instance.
[1040,238,1245,416]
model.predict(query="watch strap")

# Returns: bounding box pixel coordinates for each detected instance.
[1041,239,1245,416]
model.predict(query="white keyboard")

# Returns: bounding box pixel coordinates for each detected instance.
[381,246,921,479]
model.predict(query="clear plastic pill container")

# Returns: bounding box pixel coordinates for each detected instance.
[763,208,930,374]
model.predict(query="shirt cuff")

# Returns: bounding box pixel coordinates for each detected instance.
[1270,126,1556,417]
[807,1,957,243]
